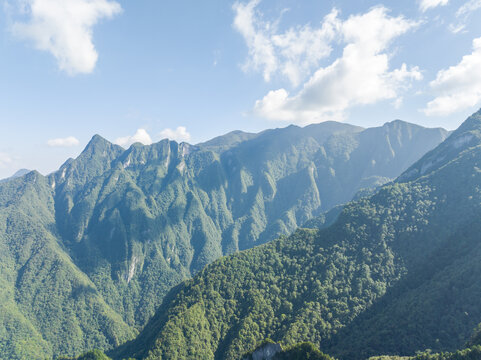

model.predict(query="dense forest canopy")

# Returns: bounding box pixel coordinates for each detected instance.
[114,110,481,360]
[0,120,447,359]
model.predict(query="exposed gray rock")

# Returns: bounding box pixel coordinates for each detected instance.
[243,342,282,360]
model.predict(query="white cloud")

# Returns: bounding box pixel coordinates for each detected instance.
[253,7,422,124]
[449,0,481,34]
[456,0,481,17]
[114,127,191,147]
[448,23,467,34]
[12,0,122,75]
[115,129,153,147]
[159,127,191,143]
[0,153,13,168]
[233,0,339,86]
[233,0,278,82]
[419,0,449,12]
[47,136,80,147]
[422,37,481,116]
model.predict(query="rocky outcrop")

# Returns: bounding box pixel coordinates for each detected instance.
[243,342,282,360]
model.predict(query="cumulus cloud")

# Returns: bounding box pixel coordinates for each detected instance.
[115,129,153,147]
[159,127,191,143]
[47,136,80,147]
[252,6,422,124]
[422,37,481,116]
[419,0,449,12]
[0,153,13,168]
[233,0,339,86]
[12,0,122,75]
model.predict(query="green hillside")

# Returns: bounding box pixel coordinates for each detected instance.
[0,172,134,359]
[113,110,481,360]
[0,120,447,358]
[368,325,481,360]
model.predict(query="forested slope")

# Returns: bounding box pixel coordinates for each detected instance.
[114,110,481,360]
[0,172,134,359]
[0,120,447,358]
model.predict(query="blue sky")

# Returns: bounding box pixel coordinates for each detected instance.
[1,0,481,178]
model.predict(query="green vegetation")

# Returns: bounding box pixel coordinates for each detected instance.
[57,349,112,360]
[113,110,481,360]
[275,342,334,360]
[0,120,448,358]
[413,347,481,360]
[369,325,481,360]
[244,340,334,360]
[0,171,134,360]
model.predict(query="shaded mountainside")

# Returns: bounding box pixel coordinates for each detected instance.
[368,325,481,360]
[0,120,447,358]
[113,111,481,360]
[0,172,134,360]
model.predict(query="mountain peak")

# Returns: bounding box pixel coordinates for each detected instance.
[53,134,124,189]
[0,168,31,183]
[78,134,124,160]
[382,119,419,129]
[11,169,31,178]
[86,134,112,149]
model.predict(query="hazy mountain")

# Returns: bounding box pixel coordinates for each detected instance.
[0,168,30,183]
[113,111,481,360]
[0,120,448,358]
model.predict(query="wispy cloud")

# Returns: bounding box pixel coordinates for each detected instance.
[449,0,481,34]
[233,0,338,86]
[419,0,449,12]
[422,37,481,116]
[115,129,153,147]
[0,152,13,168]
[12,0,122,75]
[456,0,481,17]
[245,5,421,124]
[47,136,80,147]
[159,127,191,143]
[448,23,467,34]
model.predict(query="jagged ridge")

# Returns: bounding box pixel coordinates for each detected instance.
[0,120,448,358]
[112,111,481,360]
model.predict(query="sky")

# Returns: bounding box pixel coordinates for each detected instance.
[1,0,481,178]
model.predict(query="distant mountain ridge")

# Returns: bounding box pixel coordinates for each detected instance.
[0,168,30,183]
[112,111,481,360]
[0,120,448,358]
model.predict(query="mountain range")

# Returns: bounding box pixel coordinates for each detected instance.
[113,110,481,360]
[0,119,449,359]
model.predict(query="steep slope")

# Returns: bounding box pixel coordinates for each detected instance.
[398,110,481,182]
[113,111,481,360]
[0,120,447,358]
[0,172,134,360]
[369,324,481,360]
[54,120,447,330]
[324,109,481,359]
